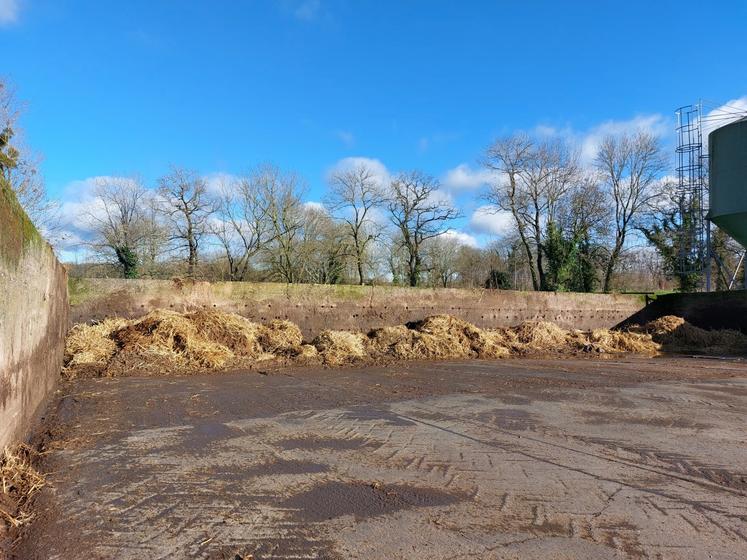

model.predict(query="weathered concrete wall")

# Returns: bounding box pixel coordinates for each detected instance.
[621,291,747,333]
[0,183,68,449]
[69,278,644,338]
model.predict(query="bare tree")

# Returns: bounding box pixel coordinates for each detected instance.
[326,163,385,285]
[298,205,351,284]
[0,79,62,242]
[483,135,579,290]
[0,80,21,178]
[386,232,408,285]
[158,167,214,276]
[256,165,306,283]
[424,235,462,287]
[595,131,668,292]
[387,171,460,287]
[454,245,490,288]
[138,201,169,277]
[86,177,150,278]
[210,170,276,281]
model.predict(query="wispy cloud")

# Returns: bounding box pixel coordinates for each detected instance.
[441,163,499,192]
[579,114,670,164]
[335,129,355,148]
[303,200,327,213]
[327,156,391,189]
[469,205,513,237]
[204,171,240,195]
[531,114,671,165]
[0,0,20,26]
[417,132,460,154]
[293,0,321,21]
[54,176,136,258]
[442,229,478,248]
[702,97,747,145]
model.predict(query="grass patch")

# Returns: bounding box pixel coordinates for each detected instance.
[67,277,96,306]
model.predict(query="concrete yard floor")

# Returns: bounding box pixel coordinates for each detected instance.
[13,356,747,559]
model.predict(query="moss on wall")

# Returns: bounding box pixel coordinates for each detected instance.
[0,176,68,448]
[68,277,93,306]
[0,178,42,267]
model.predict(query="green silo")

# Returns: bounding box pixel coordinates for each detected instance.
[708,117,747,248]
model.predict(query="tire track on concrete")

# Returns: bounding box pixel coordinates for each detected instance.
[391,404,747,512]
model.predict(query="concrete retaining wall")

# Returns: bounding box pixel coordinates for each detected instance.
[0,183,68,449]
[621,291,747,333]
[70,278,644,339]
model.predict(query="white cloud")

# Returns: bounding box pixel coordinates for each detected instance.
[469,205,514,236]
[533,124,562,137]
[579,114,669,164]
[58,177,128,231]
[54,176,147,257]
[427,188,455,208]
[335,130,355,148]
[702,97,747,145]
[327,156,392,189]
[532,114,670,166]
[441,163,499,192]
[442,229,478,248]
[365,205,391,230]
[303,200,327,213]
[0,0,19,25]
[204,172,239,194]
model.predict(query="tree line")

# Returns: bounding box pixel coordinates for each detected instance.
[75,131,743,292]
[2,78,742,292]
[77,163,463,287]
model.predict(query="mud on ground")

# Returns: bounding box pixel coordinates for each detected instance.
[8,356,747,559]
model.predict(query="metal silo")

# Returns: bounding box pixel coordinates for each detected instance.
[708,117,747,248]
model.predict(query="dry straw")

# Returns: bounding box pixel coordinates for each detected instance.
[312,330,369,366]
[643,315,747,353]
[63,309,745,376]
[0,444,45,528]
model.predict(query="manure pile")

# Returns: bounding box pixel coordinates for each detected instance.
[63,310,747,377]
[0,444,45,528]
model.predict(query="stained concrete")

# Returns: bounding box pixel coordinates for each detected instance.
[622,290,747,333]
[69,278,644,337]
[14,357,747,559]
[0,183,68,449]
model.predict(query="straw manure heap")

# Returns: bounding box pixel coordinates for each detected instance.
[0,444,45,528]
[64,309,308,377]
[62,309,745,377]
[64,317,130,368]
[312,330,369,365]
[642,315,747,353]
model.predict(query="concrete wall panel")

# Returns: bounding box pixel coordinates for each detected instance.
[70,278,644,339]
[0,184,68,448]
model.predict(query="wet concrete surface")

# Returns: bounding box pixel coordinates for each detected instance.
[13,356,747,559]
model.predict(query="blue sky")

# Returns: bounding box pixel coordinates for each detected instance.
[2,0,747,251]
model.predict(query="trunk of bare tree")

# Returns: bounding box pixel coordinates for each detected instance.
[408,252,420,287]
[515,226,540,291]
[535,217,548,291]
[187,226,198,276]
[602,234,624,292]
